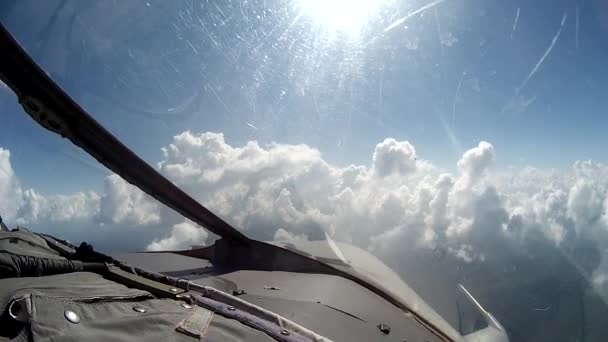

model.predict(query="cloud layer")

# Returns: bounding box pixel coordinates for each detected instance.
[2,132,608,299]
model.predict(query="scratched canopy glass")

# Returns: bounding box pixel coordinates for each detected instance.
[1,0,608,340]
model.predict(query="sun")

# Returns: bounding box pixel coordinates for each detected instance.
[294,0,383,35]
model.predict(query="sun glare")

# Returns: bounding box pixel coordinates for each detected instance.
[294,0,383,35]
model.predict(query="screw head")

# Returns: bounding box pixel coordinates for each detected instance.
[64,310,80,324]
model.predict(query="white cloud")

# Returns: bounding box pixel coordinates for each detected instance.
[447,244,484,263]
[568,180,603,232]
[17,189,100,224]
[98,174,161,225]
[0,148,22,223]
[273,228,310,244]
[1,154,157,228]
[456,141,495,190]
[425,174,454,233]
[372,138,419,177]
[147,220,208,251]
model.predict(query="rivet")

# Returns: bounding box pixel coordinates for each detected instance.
[180,303,193,309]
[132,306,147,313]
[64,310,80,324]
[227,306,236,311]
[280,329,291,336]
[169,288,179,292]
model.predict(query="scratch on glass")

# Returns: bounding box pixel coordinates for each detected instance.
[517,11,567,93]
[511,7,520,39]
[383,0,447,34]
[452,72,466,131]
[575,4,579,49]
[186,40,199,55]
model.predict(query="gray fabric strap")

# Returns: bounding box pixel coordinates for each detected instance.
[191,285,334,342]
[193,295,311,342]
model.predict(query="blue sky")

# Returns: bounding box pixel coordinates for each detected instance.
[1,0,608,192]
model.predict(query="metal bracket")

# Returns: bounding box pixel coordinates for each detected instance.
[20,95,72,138]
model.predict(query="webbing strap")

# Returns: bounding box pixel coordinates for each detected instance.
[104,265,187,299]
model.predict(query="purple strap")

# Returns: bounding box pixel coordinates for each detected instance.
[192,294,312,342]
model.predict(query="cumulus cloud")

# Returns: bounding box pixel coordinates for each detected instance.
[17,189,100,224]
[456,141,495,190]
[152,133,494,254]
[372,138,419,177]
[4,130,608,301]
[568,180,603,232]
[149,131,608,300]
[447,244,485,263]
[0,148,22,223]
[146,220,208,251]
[273,228,310,245]
[98,175,161,225]
[0,152,158,229]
